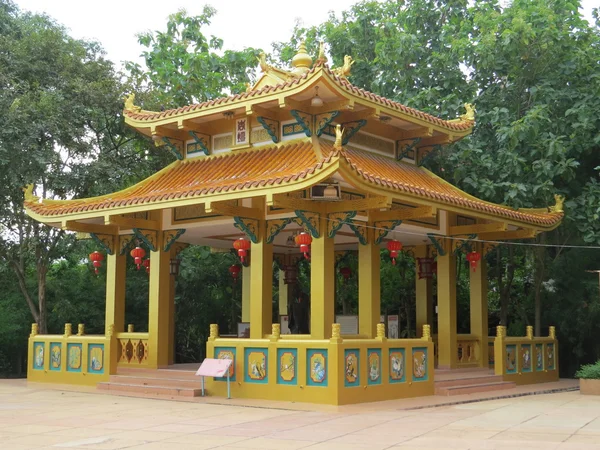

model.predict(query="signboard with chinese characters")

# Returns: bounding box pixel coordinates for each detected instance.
[388,315,399,339]
[235,118,248,145]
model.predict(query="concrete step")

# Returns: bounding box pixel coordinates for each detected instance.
[435,381,516,396]
[117,367,198,380]
[435,375,504,388]
[97,381,203,398]
[108,375,204,389]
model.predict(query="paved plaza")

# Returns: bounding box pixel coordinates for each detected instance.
[0,380,599,450]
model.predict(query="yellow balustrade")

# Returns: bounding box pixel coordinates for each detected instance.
[115,332,150,367]
[28,323,113,386]
[493,326,559,384]
[456,334,480,367]
[205,323,435,405]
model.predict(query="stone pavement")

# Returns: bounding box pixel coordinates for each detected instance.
[1,379,599,450]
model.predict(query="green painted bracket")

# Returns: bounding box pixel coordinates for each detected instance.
[453,234,477,254]
[294,210,320,238]
[163,229,186,252]
[374,220,403,245]
[290,110,312,137]
[342,120,367,145]
[133,228,157,252]
[427,233,446,256]
[347,220,368,245]
[315,111,340,137]
[161,137,184,160]
[327,211,357,238]
[233,217,259,243]
[118,235,136,256]
[188,131,209,155]
[397,137,421,161]
[90,233,114,255]
[257,117,279,143]
[418,144,442,167]
[266,218,292,244]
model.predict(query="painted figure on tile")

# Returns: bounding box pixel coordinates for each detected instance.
[310,354,326,383]
[68,345,81,370]
[51,346,61,369]
[250,356,266,380]
[279,352,295,382]
[390,353,404,380]
[547,345,555,369]
[345,353,357,383]
[90,346,103,371]
[536,345,543,370]
[217,350,235,377]
[506,347,516,372]
[523,348,531,370]
[368,352,380,381]
[413,351,427,378]
[35,345,44,368]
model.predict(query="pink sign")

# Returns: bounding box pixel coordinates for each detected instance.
[195,358,232,378]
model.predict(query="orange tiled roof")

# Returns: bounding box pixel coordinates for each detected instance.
[25,140,336,217]
[339,147,563,228]
[124,62,472,132]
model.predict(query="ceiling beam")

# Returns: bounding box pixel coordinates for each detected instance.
[476,229,538,241]
[449,222,506,236]
[62,220,118,235]
[370,206,436,222]
[206,201,264,220]
[400,127,434,140]
[150,125,188,142]
[106,215,161,230]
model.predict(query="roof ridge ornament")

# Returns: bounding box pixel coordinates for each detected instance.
[23,184,39,203]
[257,52,271,73]
[460,103,476,122]
[334,124,345,150]
[124,93,141,113]
[316,41,327,64]
[332,55,354,79]
[291,41,313,76]
[549,194,565,213]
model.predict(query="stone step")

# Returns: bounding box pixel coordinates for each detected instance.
[435,375,504,388]
[97,381,203,398]
[435,381,516,396]
[117,367,198,380]
[108,375,205,389]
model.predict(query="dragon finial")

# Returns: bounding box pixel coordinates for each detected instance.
[460,103,476,122]
[549,194,565,213]
[257,52,270,72]
[317,41,327,63]
[334,124,345,149]
[332,55,354,79]
[23,184,39,202]
[123,93,141,113]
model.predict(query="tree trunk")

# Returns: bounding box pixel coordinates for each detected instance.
[12,261,40,325]
[498,246,516,326]
[37,263,48,334]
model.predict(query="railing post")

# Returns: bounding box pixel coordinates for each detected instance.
[128,324,135,333]
[64,323,72,338]
[421,324,432,342]
[526,325,533,339]
[494,325,506,376]
[549,326,556,340]
[330,323,342,343]
[30,323,38,337]
[376,323,386,342]
[270,323,281,342]
[77,324,85,336]
[209,324,219,341]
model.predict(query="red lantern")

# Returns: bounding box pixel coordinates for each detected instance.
[229,264,241,282]
[466,251,481,272]
[295,232,312,259]
[233,238,251,263]
[130,246,146,270]
[339,266,352,283]
[143,258,150,274]
[386,240,403,265]
[89,251,104,275]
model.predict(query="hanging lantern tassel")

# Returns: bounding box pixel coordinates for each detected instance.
[130,246,146,270]
[466,251,481,272]
[143,258,150,274]
[233,238,251,263]
[229,264,241,283]
[386,239,403,266]
[89,251,104,275]
[295,232,313,260]
[340,266,352,283]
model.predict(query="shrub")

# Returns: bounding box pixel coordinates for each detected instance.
[575,361,600,379]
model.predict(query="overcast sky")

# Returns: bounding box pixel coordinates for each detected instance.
[14,0,598,69]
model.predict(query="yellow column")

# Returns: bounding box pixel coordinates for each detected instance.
[278,269,288,316]
[437,242,457,369]
[241,265,251,322]
[105,251,126,334]
[358,236,380,338]
[470,246,489,368]
[148,234,172,368]
[249,224,273,339]
[415,245,433,338]
[310,218,335,339]
[168,249,177,365]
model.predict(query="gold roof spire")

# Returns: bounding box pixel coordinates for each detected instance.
[291,41,313,76]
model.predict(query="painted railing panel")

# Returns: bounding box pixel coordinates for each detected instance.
[115,332,150,367]
[205,323,434,405]
[493,325,559,385]
[28,323,112,386]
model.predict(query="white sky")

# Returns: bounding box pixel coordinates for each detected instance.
[13,0,598,69]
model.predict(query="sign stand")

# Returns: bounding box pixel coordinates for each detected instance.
[195,358,233,399]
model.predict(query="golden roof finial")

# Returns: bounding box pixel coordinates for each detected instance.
[291,41,313,76]
[334,124,345,149]
[460,103,476,122]
[23,184,39,203]
[316,41,327,64]
[123,93,141,113]
[257,52,270,72]
[332,55,354,79]
[549,194,565,213]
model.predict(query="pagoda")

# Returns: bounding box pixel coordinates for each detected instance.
[24,43,562,404]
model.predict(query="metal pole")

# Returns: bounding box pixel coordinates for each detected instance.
[227,371,231,399]
[201,375,205,397]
